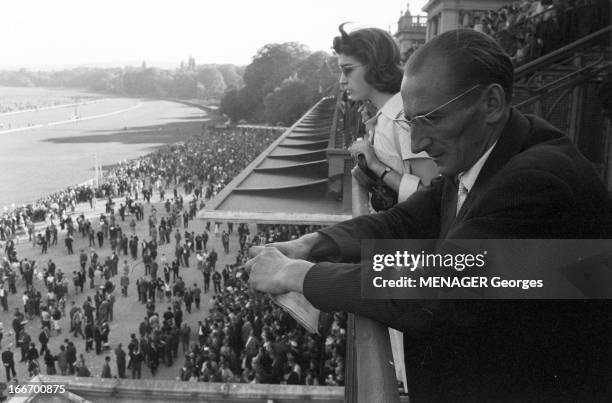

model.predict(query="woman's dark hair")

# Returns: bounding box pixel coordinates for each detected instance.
[332,23,403,94]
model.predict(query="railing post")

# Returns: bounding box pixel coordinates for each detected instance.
[604,118,612,190]
[345,176,400,403]
[533,100,543,117]
[568,53,585,143]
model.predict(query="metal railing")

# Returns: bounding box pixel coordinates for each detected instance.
[512,24,610,148]
[514,26,611,80]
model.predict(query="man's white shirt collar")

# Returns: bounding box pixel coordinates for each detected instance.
[457,141,498,193]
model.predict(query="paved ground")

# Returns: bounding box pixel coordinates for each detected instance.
[1,191,247,382]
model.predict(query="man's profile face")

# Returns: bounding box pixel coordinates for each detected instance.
[401,61,489,177]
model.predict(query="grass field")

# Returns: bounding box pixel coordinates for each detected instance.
[0,90,211,207]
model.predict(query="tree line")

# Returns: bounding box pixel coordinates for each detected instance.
[220,42,340,126]
[0,61,242,100]
[0,42,341,126]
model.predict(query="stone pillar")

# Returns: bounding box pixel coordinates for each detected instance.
[441,9,460,32]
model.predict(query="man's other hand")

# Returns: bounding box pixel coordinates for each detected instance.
[246,247,314,295]
[249,232,322,260]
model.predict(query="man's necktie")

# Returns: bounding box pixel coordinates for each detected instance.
[456,179,468,215]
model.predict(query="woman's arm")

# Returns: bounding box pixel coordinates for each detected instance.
[369,157,438,202]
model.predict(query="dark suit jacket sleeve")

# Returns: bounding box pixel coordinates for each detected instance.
[312,179,443,262]
[303,162,591,333]
[304,180,443,333]
[303,262,434,333]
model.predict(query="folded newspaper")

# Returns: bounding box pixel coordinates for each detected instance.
[273,291,320,334]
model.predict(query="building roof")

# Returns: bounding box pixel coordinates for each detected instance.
[198,96,353,225]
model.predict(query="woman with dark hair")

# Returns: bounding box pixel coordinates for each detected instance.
[333,23,437,210]
[333,23,437,391]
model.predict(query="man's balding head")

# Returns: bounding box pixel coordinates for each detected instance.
[405,29,514,103]
[400,29,512,177]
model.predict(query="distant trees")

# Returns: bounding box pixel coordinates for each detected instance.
[0,69,36,87]
[0,62,235,101]
[187,56,196,71]
[219,42,340,124]
[263,79,310,126]
[244,43,309,109]
[298,51,339,104]
[220,88,249,122]
[0,40,341,126]
[216,64,243,89]
[197,67,227,97]
[122,68,165,97]
[170,71,198,98]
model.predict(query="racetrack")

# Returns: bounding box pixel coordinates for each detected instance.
[0,96,210,207]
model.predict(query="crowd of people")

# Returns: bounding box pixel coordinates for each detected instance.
[173,224,346,386]
[0,126,280,244]
[0,124,348,388]
[0,186,96,242]
[462,0,610,65]
[99,126,280,203]
[1,231,120,379]
[2,210,347,386]
[176,274,346,386]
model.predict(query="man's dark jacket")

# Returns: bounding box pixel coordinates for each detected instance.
[304,109,612,402]
[2,350,14,365]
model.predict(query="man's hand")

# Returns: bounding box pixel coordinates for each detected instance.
[249,232,322,260]
[246,247,314,295]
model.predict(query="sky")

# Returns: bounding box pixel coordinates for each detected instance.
[0,0,428,69]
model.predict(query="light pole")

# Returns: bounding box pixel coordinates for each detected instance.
[94,154,99,188]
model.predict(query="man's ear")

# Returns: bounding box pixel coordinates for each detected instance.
[483,84,507,124]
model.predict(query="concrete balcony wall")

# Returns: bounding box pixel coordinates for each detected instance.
[12,376,344,403]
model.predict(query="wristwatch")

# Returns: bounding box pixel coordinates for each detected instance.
[380,167,391,181]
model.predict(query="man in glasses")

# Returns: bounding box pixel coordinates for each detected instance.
[247,29,612,401]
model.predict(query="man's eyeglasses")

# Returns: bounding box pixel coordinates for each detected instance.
[339,64,364,77]
[394,84,483,130]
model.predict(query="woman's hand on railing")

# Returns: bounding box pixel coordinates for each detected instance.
[348,135,382,169]
[351,166,376,191]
